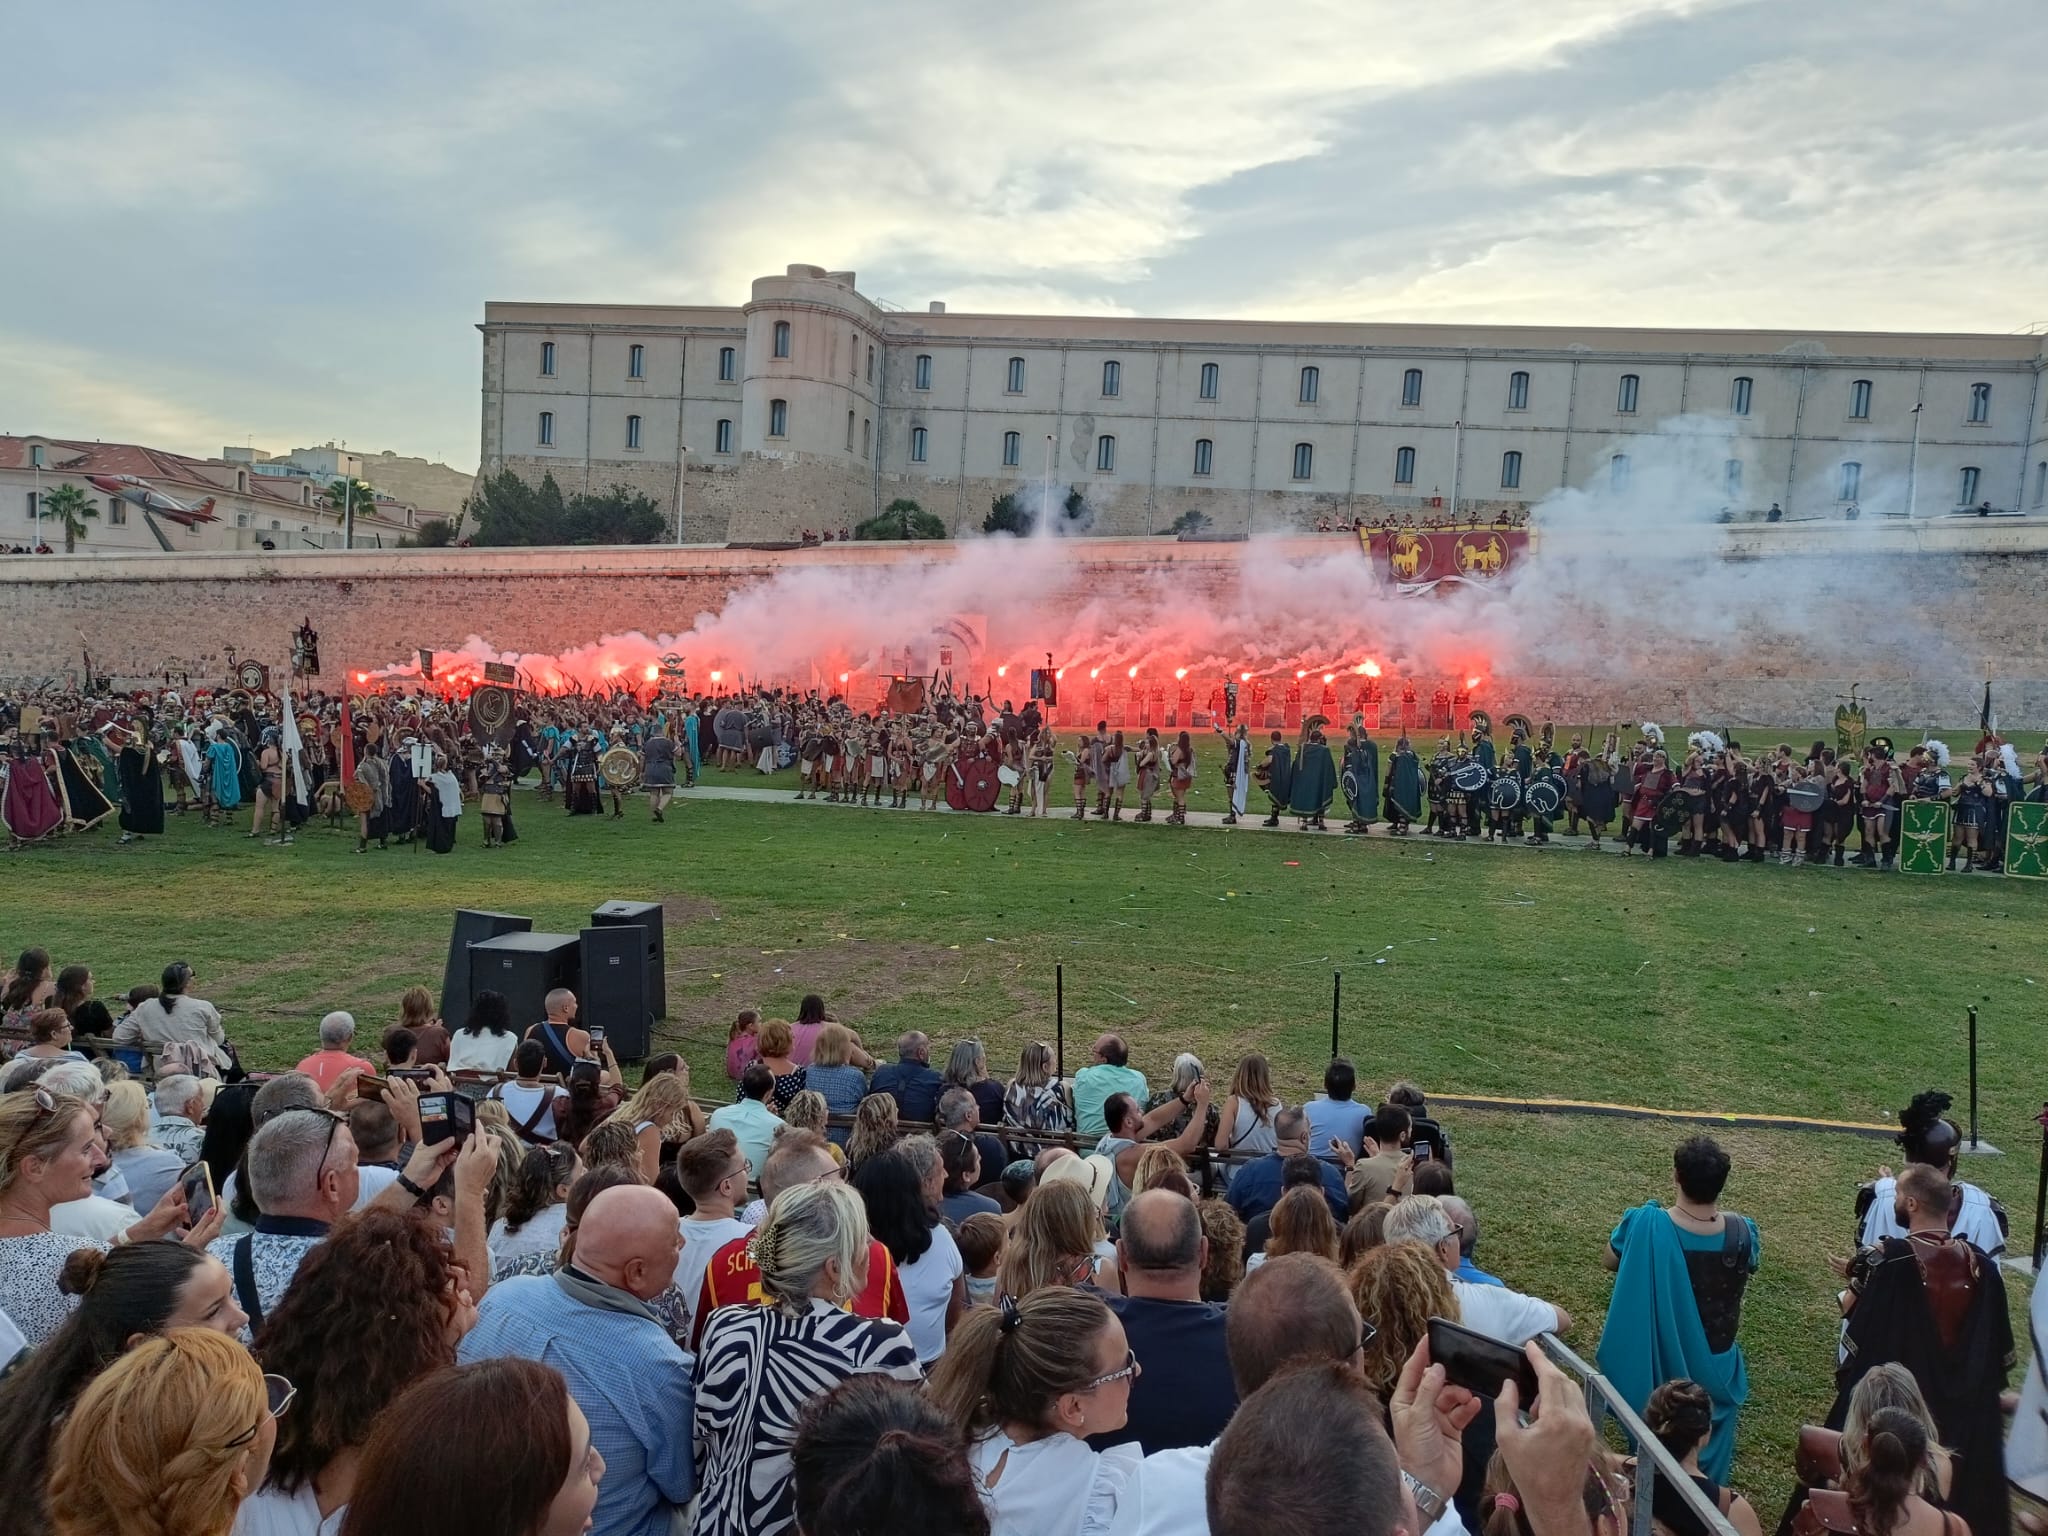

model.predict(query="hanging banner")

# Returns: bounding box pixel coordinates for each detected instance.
[1361,526,1530,595]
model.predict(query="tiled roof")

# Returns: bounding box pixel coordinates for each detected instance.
[0,436,414,514]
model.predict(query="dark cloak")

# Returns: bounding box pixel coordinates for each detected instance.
[1263,742,1294,806]
[1345,738,1381,822]
[55,746,115,830]
[387,753,418,833]
[116,744,166,835]
[1385,748,1424,820]
[1289,740,1337,816]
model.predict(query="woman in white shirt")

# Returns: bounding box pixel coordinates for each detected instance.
[852,1137,964,1364]
[445,990,518,1074]
[1212,1052,1284,1176]
[926,1287,1142,1535]
[486,1141,580,1275]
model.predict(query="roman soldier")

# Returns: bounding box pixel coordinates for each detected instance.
[1342,723,1380,834]
[1166,729,1194,825]
[1212,722,1250,825]
[1134,728,1162,822]
[1259,730,1294,828]
[1383,735,1423,833]
[1289,725,1337,831]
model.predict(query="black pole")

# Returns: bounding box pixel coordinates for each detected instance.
[1967,1007,1979,1149]
[1055,963,1065,1082]
[2035,1102,2048,1270]
[1331,970,1341,1060]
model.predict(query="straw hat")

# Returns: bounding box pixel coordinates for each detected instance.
[1039,1152,1116,1213]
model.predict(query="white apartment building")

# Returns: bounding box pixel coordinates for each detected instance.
[480,264,2048,543]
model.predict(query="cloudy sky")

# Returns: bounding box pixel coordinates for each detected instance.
[4,0,2042,469]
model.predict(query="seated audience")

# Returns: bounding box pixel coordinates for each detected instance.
[869,1031,943,1122]
[939,1128,1003,1222]
[1096,1087,1213,1227]
[844,1093,900,1175]
[936,1087,1010,1186]
[1224,1107,1349,1226]
[394,985,450,1067]
[489,1141,582,1271]
[152,1072,209,1165]
[1340,1202,1390,1268]
[1384,1194,1571,1344]
[1248,1183,1340,1270]
[1097,1189,1236,1455]
[1073,1033,1148,1138]
[1303,1055,1370,1160]
[486,1041,567,1146]
[444,989,518,1073]
[601,1072,705,1181]
[102,1078,185,1214]
[791,1375,990,1536]
[957,1210,1006,1307]
[942,1037,1007,1127]
[1001,1179,1109,1300]
[1196,1199,1245,1302]
[17,1007,84,1062]
[804,1024,870,1142]
[724,1009,761,1081]
[750,1019,808,1112]
[293,1012,375,1094]
[673,1129,753,1342]
[708,1063,780,1182]
[1347,1101,1417,1206]
[1004,1040,1075,1145]
[1441,1194,1499,1284]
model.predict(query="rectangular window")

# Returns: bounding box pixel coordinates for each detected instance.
[773,321,791,359]
[862,418,870,459]
[1402,368,1423,408]
[1731,376,1753,416]
[1299,366,1319,404]
[26,491,38,519]
[1617,374,1639,414]
[1508,371,1529,411]
[1102,360,1121,397]
[628,343,645,379]
[1291,442,1313,481]
[1501,450,1522,489]
[1394,446,1415,485]
[911,426,928,462]
[626,414,642,450]
[2036,460,2047,507]
[769,399,788,438]
[715,418,733,454]
[236,512,249,528]
[718,347,736,382]
[846,411,855,451]
[866,344,873,383]
[538,411,554,447]
[1096,435,1116,473]
[1968,382,1990,423]
[1200,362,1219,400]
[1850,379,1872,420]
[1839,461,1860,501]
[1611,453,1631,491]
[1002,431,1021,467]
[915,354,932,391]
[540,341,556,376]
[28,444,45,469]
[1193,438,1213,477]
[1724,459,1743,499]
[1959,465,1980,504]
[108,499,127,526]
[1007,357,1025,393]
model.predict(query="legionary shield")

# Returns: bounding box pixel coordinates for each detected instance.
[2005,802,2048,879]
[1898,799,1951,874]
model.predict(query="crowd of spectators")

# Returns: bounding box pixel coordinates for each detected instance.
[0,949,2033,1536]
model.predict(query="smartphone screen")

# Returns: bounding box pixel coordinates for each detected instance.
[588,1026,607,1046]
[419,1092,456,1145]
[179,1161,216,1222]
[1427,1316,1540,1404]
[1413,1143,1432,1162]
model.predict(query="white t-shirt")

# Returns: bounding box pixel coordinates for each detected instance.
[969,1428,1141,1536]
[446,1029,518,1073]
[50,1196,142,1242]
[233,1480,346,1535]
[353,1166,402,1209]
[489,1081,558,1140]
[1139,1441,1471,1536]
[677,1215,753,1339]
[899,1222,965,1363]
[1451,1276,1558,1346]
[490,1203,571,1272]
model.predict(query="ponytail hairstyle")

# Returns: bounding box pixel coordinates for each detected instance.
[924,1287,1114,1439]
[1644,1379,1713,1462]
[1479,1451,1534,1536]
[502,1142,578,1236]
[3,947,52,1013]
[1845,1406,1929,1536]
[792,1375,989,1536]
[754,1181,870,1313]
[159,961,193,1021]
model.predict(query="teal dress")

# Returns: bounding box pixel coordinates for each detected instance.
[207,739,242,810]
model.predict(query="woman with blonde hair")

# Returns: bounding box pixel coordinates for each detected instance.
[781,1090,845,1163]
[804,1024,870,1144]
[577,1120,646,1179]
[998,1180,1107,1301]
[1212,1052,1283,1173]
[1842,1364,1953,1502]
[1349,1239,1458,1400]
[602,1071,705,1180]
[845,1094,899,1175]
[101,1077,186,1214]
[1128,1144,1188,1196]
[396,985,449,1066]
[1251,1184,1339,1268]
[47,1326,285,1536]
[1003,1041,1074,1145]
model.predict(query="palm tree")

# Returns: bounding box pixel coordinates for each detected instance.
[323,478,378,525]
[41,482,98,553]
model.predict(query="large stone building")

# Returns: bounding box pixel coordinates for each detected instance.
[224,443,476,520]
[480,264,2048,542]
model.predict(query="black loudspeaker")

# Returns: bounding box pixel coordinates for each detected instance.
[468,932,581,1036]
[591,900,665,1020]
[580,925,652,1061]
[441,910,534,1031]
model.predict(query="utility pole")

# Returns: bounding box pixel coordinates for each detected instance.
[1042,433,1056,526]
[1906,402,1923,520]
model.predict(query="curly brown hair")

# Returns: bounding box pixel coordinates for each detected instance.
[1349,1239,1457,1399]
[1196,1198,1246,1302]
[253,1208,465,1495]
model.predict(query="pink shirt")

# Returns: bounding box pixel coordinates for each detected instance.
[725,1033,759,1081]
[295,1049,376,1094]
[788,1022,825,1066]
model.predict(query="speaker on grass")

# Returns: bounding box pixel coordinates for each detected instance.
[441,909,533,1031]
[580,925,652,1061]
[468,932,580,1037]
[590,900,665,1020]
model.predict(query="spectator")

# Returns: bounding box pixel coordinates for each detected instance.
[673,1128,753,1340]
[521,988,590,1074]
[786,993,874,1069]
[1384,1195,1570,1344]
[844,1093,900,1174]
[1441,1195,1501,1285]
[1130,1144,1191,1197]
[238,1208,476,1533]
[54,965,113,1039]
[1340,1202,1390,1267]
[198,1080,260,1205]
[445,989,518,1073]
[869,1031,943,1123]
[206,1107,360,1331]
[381,1026,419,1071]
[926,1287,1142,1534]
[17,1007,83,1062]
[804,1024,870,1144]
[780,1090,839,1157]
[694,1182,922,1536]
[293,1012,375,1094]
[1096,1189,1235,1455]
[692,1130,909,1348]
[1097,1087,1213,1228]
[102,1079,184,1215]
[1224,1107,1349,1226]
[152,1073,208,1165]
[489,1141,581,1270]
[1211,1052,1284,1170]
[580,1120,647,1180]
[1843,1365,1952,1503]
[957,1210,1006,1306]
[551,1056,624,1148]
[935,1087,1009,1183]
[395,985,450,1067]
[1249,1184,1339,1270]
[460,1185,695,1536]
[724,1009,761,1081]
[1000,1177,1111,1300]
[942,1037,1006,1126]
[45,1327,280,1536]
[1003,1039,1075,1144]
[791,1375,990,1536]
[0,1244,247,1536]
[1238,1153,1332,1260]
[640,1052,684,1086]
[1348,1102,1415,1205]
[488,1040,567,1146]
[1,945,54,1028]
[751,1019,807,1112]
[1643,1379,1765,1536]
[601,1072,706,1181]
[0,1089,199,1349]
[1835,1408,1949,1536]
[1350,1239,1458,1402]
[1598,1134,1758,1483]
[1303,1056,1370,1160]
[1195,1199,1246,1302]
[111,961,231,1074]
[1413,1161,1456,1197]
[939,1129,1002,1222]
[1073,1033,1148,1138]
[708,1063,780,1183]
[1142,1052,1216,1145]
[854,1140,964,1364]
[336,1358,604,1536]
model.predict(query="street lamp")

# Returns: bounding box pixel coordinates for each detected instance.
[1042,433,1055,528]
[1906,403,1923,520]
[675,443,690,545]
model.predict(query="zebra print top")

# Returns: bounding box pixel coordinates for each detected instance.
[690,1297,923,1536]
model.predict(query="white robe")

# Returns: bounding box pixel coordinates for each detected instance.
[1229,737,1250,816]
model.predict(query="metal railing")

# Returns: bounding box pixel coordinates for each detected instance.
[1539,1333,1738,1536]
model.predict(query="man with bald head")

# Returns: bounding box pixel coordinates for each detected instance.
[1074,1032,1148,1137]
[1095,1188,1235,1455]
[461,1184,695,1536]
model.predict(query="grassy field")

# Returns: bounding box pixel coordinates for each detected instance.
[8,758,2042,1507]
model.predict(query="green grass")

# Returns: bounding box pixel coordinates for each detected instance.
[9,763,2042,1508]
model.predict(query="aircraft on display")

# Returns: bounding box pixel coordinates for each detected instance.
[85,474,218,526]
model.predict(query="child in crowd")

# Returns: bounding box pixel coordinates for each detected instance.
[956,1212,1006,1308]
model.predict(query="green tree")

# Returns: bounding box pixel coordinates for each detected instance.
[562,484,666,544]
[40,481,98,553]
[465,469,565,545]
[400,517,457,548]
[323,477,378,521]
[984,492,1029,535]
[1163,508,1210,537]
[856,497,948,541]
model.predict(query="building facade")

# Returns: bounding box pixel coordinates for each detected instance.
[480,265,2048,543]
[224,443,475,520]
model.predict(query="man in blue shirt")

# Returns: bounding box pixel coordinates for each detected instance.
[1443,1195,1505,1286]
[1303,1056,1371,1161]
[1226,1107,1349,1225]
[460,1185,694,1536]
[869,1030,944,1122]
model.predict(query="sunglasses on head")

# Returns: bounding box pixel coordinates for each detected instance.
[225,1374,296,1449]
